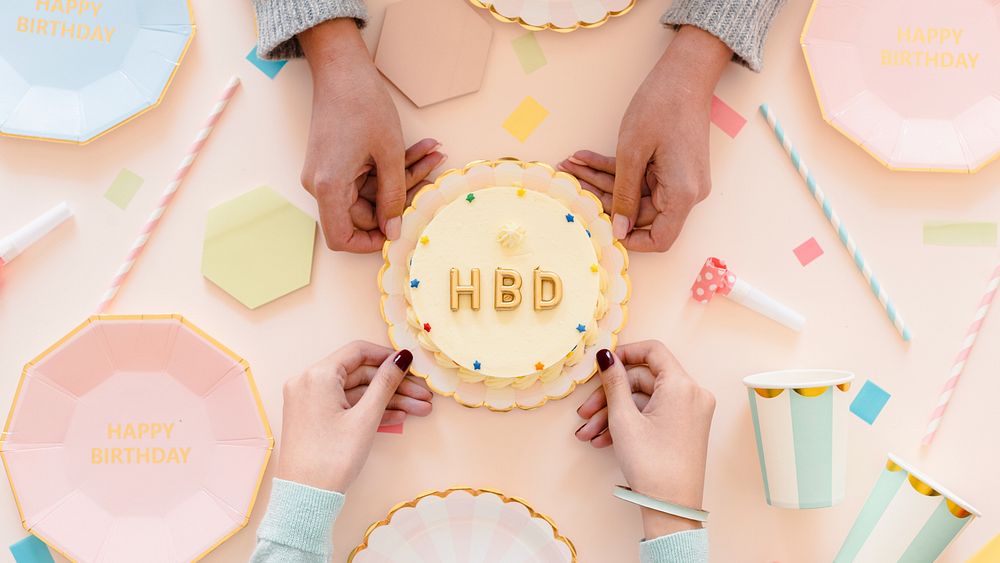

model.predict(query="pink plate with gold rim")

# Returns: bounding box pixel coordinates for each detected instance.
[469,0,634,32]
[0,315,272,562]
[802,0,1000,173]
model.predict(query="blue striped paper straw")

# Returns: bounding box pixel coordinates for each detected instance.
[759,104,912,342]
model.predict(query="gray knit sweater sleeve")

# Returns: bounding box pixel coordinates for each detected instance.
[252,0,368,60]
[662,0,786,72]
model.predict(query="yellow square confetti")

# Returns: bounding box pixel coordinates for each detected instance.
[503,96,549,142]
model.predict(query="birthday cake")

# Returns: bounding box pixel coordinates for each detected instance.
[380,159,630,410]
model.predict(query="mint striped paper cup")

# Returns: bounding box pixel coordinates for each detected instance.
[744,369,854,509]
[834,454,978,563]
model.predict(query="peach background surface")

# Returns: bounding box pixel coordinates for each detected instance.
[2,0,1000,561]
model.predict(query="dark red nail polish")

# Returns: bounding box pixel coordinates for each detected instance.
[596,349,614,371]
[393,349,413,372]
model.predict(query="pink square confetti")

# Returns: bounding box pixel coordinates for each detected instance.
[793,237,824,266]
[710,95,747,138]
[378,423,404,434]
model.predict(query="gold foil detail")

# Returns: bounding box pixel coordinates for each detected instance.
[886,459,903,472]
[946,499,972,519]
[495,268,523,310]
[754,388,784,398]
[450,268,481,311]
[794,386,829,397]
[908,474,941,497]
[837,383,851,392]
[534,269,563,310]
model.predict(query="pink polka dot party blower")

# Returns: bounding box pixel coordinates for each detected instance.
[692,257,805,332]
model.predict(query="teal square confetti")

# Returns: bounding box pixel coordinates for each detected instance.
[10,535,54,563]
[246,46,287,79]
[850,380,890,425]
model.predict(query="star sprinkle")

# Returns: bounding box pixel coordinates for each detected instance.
[590,264,599,273]
[534,361,545,371]
[473,360,482,370]
[565,214,575,223]
[420,235,429,245]
[576,323,587,333]
[466,193,476,203]
[516,187,526,197]
[410,279,420,288]
[585,229,591,238]
[423,323,432,332]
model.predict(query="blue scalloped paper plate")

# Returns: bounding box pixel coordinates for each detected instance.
[0,0,194,144]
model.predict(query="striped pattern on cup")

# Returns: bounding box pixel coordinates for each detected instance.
[835,455,978,563]
[745,370,853,509]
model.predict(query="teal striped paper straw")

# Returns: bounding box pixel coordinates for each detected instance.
[759,104,912,342]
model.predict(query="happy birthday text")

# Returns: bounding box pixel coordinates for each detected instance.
[91,422,191,465]
[880,27,980,69]
[14,0,116,44]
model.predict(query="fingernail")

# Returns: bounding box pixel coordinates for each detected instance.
[592,427,609,441]
[575,422,587,435]
[386,216,402,241]
[393,349,413,372]
[430,142,443,153]
[436,153,448,163]
[556,162,567,171]
[612,214,629,240]
[567,156,586,165]
[596,349,614,371]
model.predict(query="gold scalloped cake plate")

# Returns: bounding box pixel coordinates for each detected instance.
[469,0,635,32]
[378,159,630,411]
[348,487,576,562]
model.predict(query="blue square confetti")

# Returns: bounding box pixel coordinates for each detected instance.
[10,535,54,563]
[850,380,891,425]
[246,46,287,79]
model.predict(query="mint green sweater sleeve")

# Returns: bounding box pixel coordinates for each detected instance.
[641,528,709,562]
[250,478,707,562]
[250,478,345,562]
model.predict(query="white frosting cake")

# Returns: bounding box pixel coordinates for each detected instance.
[403,186,609,388]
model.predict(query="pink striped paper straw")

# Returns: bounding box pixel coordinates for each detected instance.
[96,76,240,313]
[922,262,1000,446]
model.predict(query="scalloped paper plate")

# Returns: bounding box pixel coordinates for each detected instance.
[349,487,576,562]
[378,159,630,411]
[469,0,635,32]
[0,0,195,144]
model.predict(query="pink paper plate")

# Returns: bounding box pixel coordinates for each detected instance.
[802,0,1000,173]
[469,0,634,32]
[0,315,273,562]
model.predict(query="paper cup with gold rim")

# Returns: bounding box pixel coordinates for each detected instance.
[744,369,854,509]
[378,158,630,412]
[0,0,195,144]
[469,0,634,32]
[349,487,576,562]
[0,315,273,561]
[802,0,1000,173]
[834,454,979,562]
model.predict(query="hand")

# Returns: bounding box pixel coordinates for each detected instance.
[577,341,716,538]
[352,138,447,231]
[300,20,440,253]
[560,26,732,252]
[276,342,431,492]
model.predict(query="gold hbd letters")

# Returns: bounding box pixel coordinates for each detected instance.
[15,0,115,43]
[881,27,980,69]
[91,422,191,465]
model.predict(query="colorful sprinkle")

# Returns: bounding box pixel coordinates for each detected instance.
[423,323,431,332]
[473,360,482,370]
[534,361,545,371]
[565,213,575,223]
[466,193,476,203]
[585,229,591,238]
[410,279,420,288]
[576,323,586,333]
[419,235,429,245]
[516,188,526,197]
[590,264,598,273]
